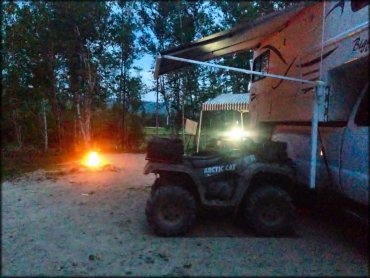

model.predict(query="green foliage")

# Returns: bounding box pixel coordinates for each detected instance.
[1,0,292,156]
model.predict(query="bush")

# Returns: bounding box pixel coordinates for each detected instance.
[126,114,145,152]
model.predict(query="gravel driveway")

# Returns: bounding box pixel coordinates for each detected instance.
[1,153,368,276]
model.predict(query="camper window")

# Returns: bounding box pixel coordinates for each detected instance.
[327,57,368,122]
[351,0,368,12]
[252,50,270,82]
[355,90,369,126]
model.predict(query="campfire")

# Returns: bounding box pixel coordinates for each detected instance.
[81,151,108,169]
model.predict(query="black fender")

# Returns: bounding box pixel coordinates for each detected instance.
[143,162,204,201]
[234,162,296,206]
[144,162,195,177]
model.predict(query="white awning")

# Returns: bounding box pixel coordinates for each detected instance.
[202,93,250,112]
[155,3,309,77]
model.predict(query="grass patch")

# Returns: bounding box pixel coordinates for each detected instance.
[1,127,210,181]
[143,127,200,154]
[143,127,171,137]
[1,148,80,181]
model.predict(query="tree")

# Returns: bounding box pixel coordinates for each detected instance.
[1,0,295,154]
[140,1,216,134]
[50,1,111,149]
[109,1,141,150]
[212,1,294,94]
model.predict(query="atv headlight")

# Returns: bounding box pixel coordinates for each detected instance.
[224,128,252,141]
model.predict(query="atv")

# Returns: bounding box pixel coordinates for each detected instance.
[144,136,296,237]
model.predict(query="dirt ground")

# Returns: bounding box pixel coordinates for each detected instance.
[1,153,368,276]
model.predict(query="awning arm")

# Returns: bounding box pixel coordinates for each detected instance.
[160,54,325,86]
[159,54,327,190]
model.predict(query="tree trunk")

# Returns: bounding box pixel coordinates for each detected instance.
[155,78,159,133]
[43,99,48,151]
[83,96,92,146]
[160,76,170,127]
[73,25,94,149]
[83,65,93,148]
[74,112,77,151]
[121,65,126,150]
[12,109,22,149]
[69,45,82,150]
[48,48,62,151]
[173,73,182,136]
[76,97,87,148]
[120,57,127,150]
[119,4,126,150]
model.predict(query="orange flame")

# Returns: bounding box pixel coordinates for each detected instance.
[81,151,105,168]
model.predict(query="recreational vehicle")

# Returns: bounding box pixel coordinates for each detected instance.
[145,1,368,236]
[249,1,369,212]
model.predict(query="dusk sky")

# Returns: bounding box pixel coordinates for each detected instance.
[133,53,156,101]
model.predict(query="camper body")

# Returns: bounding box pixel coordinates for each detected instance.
[249,1,368,123]
[249,2,369,209]
[148,1,369,237]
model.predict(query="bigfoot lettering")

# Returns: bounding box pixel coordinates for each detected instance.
[352,37,369,53]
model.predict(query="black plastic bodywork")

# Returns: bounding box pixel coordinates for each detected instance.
[144,143,296,208]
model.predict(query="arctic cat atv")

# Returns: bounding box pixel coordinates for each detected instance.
[144,136,296,237]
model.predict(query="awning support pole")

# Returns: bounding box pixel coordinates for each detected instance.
[161,55,323,86]
[196,110,203,153]
[309,84,324,189]
[160,54,326,189]
[240,112,244,129]
[182,103,185,144]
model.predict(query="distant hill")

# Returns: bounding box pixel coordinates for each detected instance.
[106,99,167,115]
[141,101,167,115]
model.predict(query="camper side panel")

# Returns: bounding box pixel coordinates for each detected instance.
[249,1,369,124]
[320,1,369,121]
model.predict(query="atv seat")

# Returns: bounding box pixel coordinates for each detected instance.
[185,153,223,168]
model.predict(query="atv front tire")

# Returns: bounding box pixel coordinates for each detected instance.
[145,185,197,236]
[245,186,295,236]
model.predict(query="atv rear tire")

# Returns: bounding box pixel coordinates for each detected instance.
[245,186,295,236]
[145,185,197,236]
